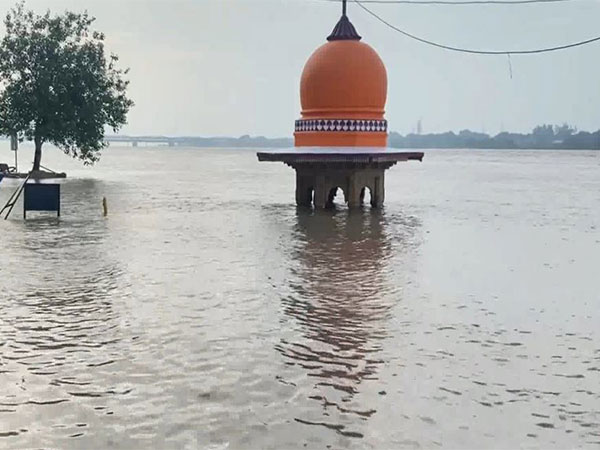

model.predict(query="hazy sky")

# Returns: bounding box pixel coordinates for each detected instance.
[1,0,599,136]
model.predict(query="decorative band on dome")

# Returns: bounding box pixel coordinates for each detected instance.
[295,119,388,133]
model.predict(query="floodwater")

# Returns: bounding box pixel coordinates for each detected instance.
[0,145,599,449]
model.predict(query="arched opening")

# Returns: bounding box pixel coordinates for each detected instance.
[326,187,345,208]
[360,187,372,207]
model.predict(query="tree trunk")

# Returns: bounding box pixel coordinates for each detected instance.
[33,136,42,172]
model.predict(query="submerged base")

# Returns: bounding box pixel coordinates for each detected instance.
[294,163,387,208]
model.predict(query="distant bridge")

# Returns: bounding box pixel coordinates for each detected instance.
[105,136,178,147]
[105,135,294,148]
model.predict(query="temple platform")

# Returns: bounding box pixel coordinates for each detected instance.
[257,147,424,208]
[257,147,423,164]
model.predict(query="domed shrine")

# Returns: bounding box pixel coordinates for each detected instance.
[257,0,423,208]
[296,16,387,147]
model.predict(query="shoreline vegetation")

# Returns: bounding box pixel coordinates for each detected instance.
[103,124,600,150]
[388,124,600,150]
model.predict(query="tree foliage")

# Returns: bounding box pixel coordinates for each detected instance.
[0,2,133,169]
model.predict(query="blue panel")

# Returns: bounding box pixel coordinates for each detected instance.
[24,184,60,212]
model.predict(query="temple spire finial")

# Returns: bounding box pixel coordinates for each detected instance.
[327,0,361,41]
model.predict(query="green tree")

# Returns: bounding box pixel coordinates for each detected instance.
[0,2,133,171]
[553,123,577,141]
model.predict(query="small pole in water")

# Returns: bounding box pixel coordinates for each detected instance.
[10,133,18,173]
[102,197,108,216]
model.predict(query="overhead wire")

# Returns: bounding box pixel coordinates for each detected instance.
[352,0,600,54]
[319,0,576,5]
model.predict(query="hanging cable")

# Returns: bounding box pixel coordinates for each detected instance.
[319,0,576,5]
[354,0,600,54]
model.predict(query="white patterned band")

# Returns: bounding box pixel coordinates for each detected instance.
[295,119,388,133]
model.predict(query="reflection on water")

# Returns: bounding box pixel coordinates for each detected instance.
[276,209,418,439]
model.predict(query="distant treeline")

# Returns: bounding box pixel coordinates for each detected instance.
[105,124,600,149]
[388,124,600,150]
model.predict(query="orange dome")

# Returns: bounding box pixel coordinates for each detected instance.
[300,40,387,120]
[294,14,388,147]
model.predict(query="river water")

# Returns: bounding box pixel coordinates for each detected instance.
[0,146,599,449]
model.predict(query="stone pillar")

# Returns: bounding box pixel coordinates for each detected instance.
[372,171,385,208]
[326,186,337,208]
[346,173,361,209]
[295,171,313,206]
[313,174,328,209]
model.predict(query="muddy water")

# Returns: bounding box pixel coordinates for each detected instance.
[0,146,599,448]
